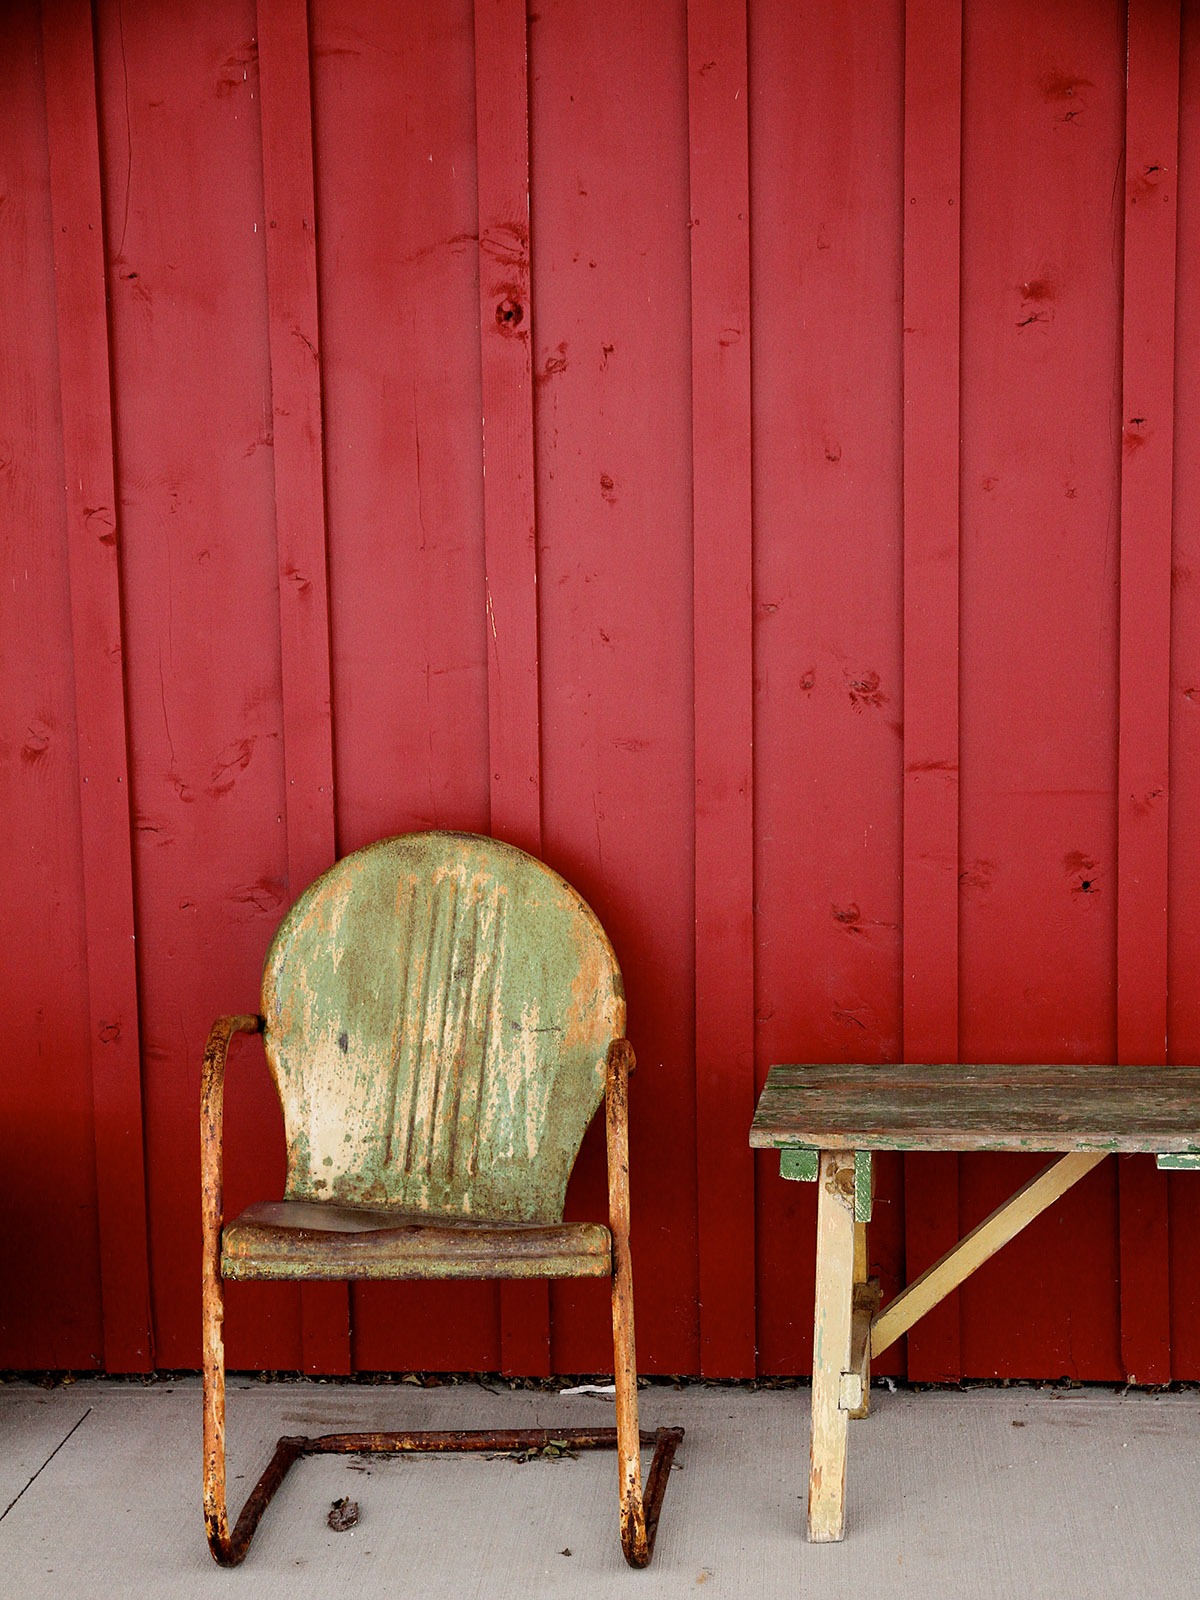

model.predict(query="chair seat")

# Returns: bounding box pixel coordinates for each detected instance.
[221,1200,613,1282]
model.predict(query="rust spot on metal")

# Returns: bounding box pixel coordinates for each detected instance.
[203,1424,681,1569]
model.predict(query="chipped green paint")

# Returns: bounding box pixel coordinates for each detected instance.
[780,1146,819,1182]
[260,832,625,1225]
[1156,1152,1200,1170]
[854,1150,873,1222]
[776,1143,871,1218]
[750,1063,1200,1153]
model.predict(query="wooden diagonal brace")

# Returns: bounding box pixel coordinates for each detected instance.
[870,1151,1109,1360]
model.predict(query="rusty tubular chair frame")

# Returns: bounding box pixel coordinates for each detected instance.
[201,1019,682,1570]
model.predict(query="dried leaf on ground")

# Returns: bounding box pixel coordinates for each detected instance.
[327,1497,360,1532]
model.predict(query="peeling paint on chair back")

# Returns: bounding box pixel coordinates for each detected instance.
[261,833,625,1223]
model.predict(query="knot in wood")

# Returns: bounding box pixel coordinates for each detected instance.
[496,296,524,330]
[830,1164,856,1204]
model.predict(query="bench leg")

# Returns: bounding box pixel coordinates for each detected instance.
[809,1149,856,1542]
[849,1222,876,1420]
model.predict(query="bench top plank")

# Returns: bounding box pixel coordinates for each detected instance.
[749,1063,1200,1154]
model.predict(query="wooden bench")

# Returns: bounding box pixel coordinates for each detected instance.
[749,1062,1200,1542]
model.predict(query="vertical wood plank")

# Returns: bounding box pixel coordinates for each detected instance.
[41,0,153,1374]
[1165,0,1200,1384]
[94,0,301,1372]
[474,0,548,1375]
[1,0,106,1369]
[748,0,906,1381]
[687,0,756,1378]
[955,0,1126,1382]
[256,0,347,1377]
[1117,0,1180,1386]
[309,0,496,1380]
[530,0,698,1377]
[901,0,963,1383]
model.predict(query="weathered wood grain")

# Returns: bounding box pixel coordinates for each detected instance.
[752,1063,1200,1152]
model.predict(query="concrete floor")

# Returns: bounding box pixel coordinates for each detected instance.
[0,1376,1196,1598]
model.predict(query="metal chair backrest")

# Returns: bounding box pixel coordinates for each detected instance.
[261,832,624,1224]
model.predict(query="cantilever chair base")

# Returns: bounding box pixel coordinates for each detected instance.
[205,1423,685,1570]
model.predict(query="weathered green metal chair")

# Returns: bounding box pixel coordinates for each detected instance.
[201,831,681,1568]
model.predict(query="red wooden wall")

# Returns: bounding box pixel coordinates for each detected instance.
[3,0,1199,1382]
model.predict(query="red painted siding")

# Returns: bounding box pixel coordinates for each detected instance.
[3,0,1199,1381]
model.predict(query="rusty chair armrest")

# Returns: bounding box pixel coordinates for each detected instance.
[201,1015,264,1262]
[604,1038,636,1252]
[200,1014,262,1564]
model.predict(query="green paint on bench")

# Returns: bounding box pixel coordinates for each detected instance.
[749,1063,1200,1154]
[775,1146,873,1220]
[1156,1152,1200,1170]
[780,1147,819,1183]
[854,1151,873,1222]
